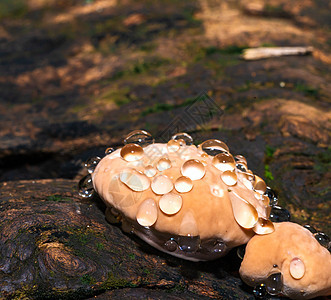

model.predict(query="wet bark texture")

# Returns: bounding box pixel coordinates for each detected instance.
[0,0,330,298]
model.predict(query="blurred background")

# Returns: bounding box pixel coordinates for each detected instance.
[0,0,330,229]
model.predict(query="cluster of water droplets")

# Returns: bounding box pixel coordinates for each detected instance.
[252,272,283,299]
[303,224,331,252]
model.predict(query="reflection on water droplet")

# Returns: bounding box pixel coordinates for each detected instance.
[265,272,283,296]
[167,139,180,152]
[234,155,247,164]
[120,144,144,162]
[175,176,193,193]
[136,198,158,227]
[84,157,101,174]
[212,241,225,253]
[212,153,235,172]
[264,187,278,206]
[314,232,330,248]
[253,284,267,299]
[119,169,150,192]
[221,170,237,186]
[303,224,317,234]
[151,175,173,195]
[159,193,182,215]
[164,239,178,252]
[171,132,193,146]
[253,218,274,235]
[157,157,172,171]
[105,147,115,155]
[181,159,205,180]
[254,176,267,194]
[177,235,200,252]
[236,163,247,172]
[78,174,94,198]
[269,206,291,222]
[236,244,246,260]
[201,139,229,156]
[144,165,157,177]
[290,257,305,279]
[105,207,121,224]
[124,130,154,146]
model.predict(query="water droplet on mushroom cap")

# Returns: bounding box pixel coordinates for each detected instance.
[201,139,229,156]
[290,258,305,279]
[159,193,182,215]
[181,159,205,180]
[167,139,180,152]
[254,176,267,194]
[164,239,178,252]
[314,232,330,248]
[229,191,258,229]
[253,284,267,299]
[212,241,226,253]
[175,176,193,193]
[236,163,247,172]
[265,272,283,295]
[253,218,275,235]
[78,174,94,198]
[234,154,247,164]
[120,144,144,162]
[264,187,278,206]
[171,132,193,145]
[178,211,200,252]
[124,130,154,146]
[269,206,291,222]
[157,157,172,171]
[84,157,101,174]
[144,165,157,177]
[212,153,235,172]
[119,169,150,192]
[177,236,200,252]
[105,147,115,155]
[221,170,238,186]
[151,175,173,195]
[303,224,317,234]
[136,198,158,227]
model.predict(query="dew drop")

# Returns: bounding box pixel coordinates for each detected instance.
[159,193,182,215]
[290,257,305,279]
[234,154,247,164]
[253,284,267,299]
[229,191,258,229]
[167,139,180,152]
[120,144,144,162]
[265,272,283,296]
[164,239,178,252]
[236,163,247,172]
[303,224,317,234]
[105,147,115,155]
[314,232,330,248]
[212,153,235,172]
[78,174,94,198]
[254,176,267,194]
[175,176,193,193]
[144,165,157,177]
[221,170,238,186]
[136,198,158,227]
[264,187,278,206]
[177,235,200,253]
[253,218,275,235]
[181,159,205,180]
[124,130,154,146]
[210,185,224,197]
[119,169,150,192]
[157,157,172,171]
[212,241,226,253]
[171,132,193,146]
[200,139,229,156]
[84,156,101,174]
[269,206,291,222]
[151,175,173,195]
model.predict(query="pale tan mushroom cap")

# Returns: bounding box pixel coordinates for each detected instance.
[92,143,271,248]
[239,222,331,299]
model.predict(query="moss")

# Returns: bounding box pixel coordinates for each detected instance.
[101,272,133,290]
[264,164,274,181]
[46,195,72,202]
[96,242,104,251]
[0,0,28,19]
[128,253,135,260]
[265,145,276,158]
[80,274,96,285]
[294,83,319,97]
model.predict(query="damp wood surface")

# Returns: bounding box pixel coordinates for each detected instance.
[0,0,330,299]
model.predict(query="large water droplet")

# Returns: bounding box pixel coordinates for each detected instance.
[151,175,173,195]
[105,147,115,155]
[303,224,317,234]
[177,235,200,252]
[159,193,182,215]
[119,169,150,192]
[290,257,305,279]
[181,159,205,180]
[144,165,157,177]
[171,132,193,146]
[229,190,258,229]
[157,157,172,171]
[136,198,158,227]
[253,218,275,235]
[212,153,235,172]
[167,139,180,152]
[236,163,247,172]
[120,144,144,162]
[253,284,267,299]
[269,206,291,222]
[84,157,101,174]
[221,170,238,186]
[200,139,229,156]
[175,176,193,193]
[234,154,247,164]
[78,174,94,198]
[164,239,178,252]
[264,187,278,206]
[265,272,283,296]
[124,130,154,146]
[254,176,267,194]
[314,232,330,248]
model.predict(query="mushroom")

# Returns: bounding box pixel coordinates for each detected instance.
[91,131,273,261]
[239,222,331,299]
